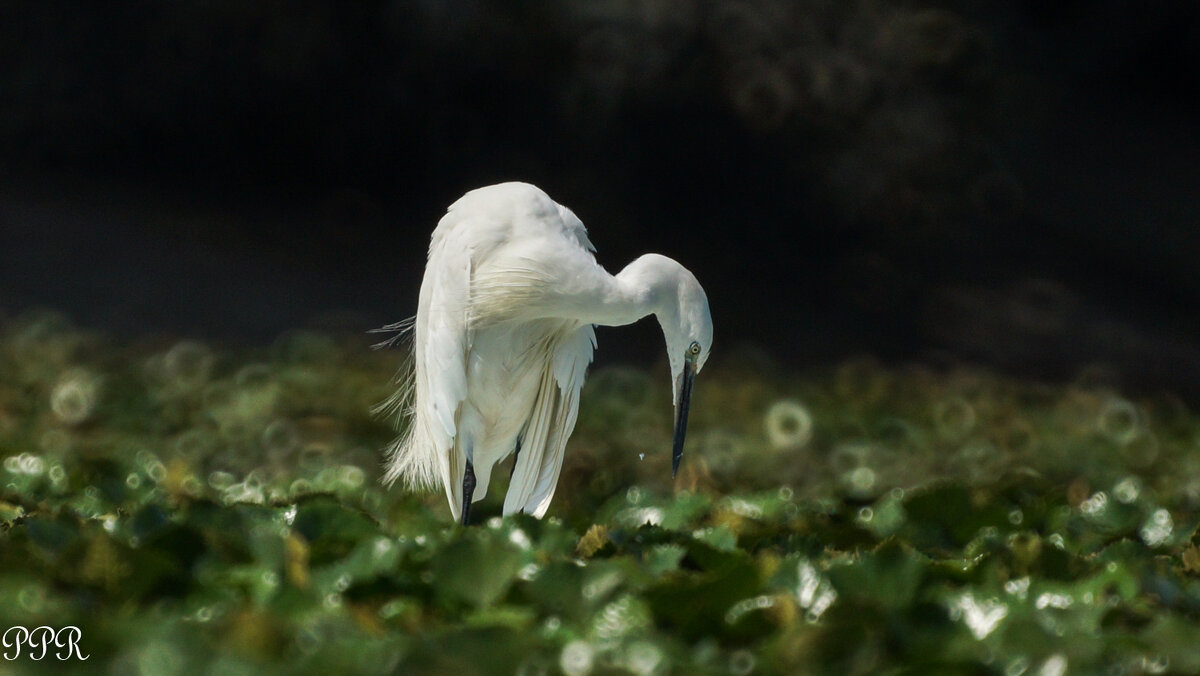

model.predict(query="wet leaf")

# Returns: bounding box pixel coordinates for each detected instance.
[432,535,523,608]
[827,540,927,612]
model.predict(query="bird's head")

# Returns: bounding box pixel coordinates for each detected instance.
[623,254,713,478]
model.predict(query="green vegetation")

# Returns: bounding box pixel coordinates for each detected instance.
[2,311,1200,675]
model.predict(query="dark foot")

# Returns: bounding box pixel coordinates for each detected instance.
[508,438,523,481]
[461,460,476,526]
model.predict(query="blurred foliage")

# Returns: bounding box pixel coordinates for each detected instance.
[2,310,1200,675]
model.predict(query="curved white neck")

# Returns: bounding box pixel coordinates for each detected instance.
[583,266,661,328]
[529,259,665,328]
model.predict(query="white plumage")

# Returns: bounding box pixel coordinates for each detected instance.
[379,182,712,523]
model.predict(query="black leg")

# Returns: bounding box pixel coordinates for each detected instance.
[508,438,523,481]
[461,460,477,526]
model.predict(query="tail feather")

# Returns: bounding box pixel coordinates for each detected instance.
[380,413,443,490]
[374,316,443,491]
[368,316,417,350]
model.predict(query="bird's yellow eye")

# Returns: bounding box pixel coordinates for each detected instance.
[688,341,701,357]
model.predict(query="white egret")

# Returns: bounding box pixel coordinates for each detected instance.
[375,182,712,524]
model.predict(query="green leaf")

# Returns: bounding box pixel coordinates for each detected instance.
[431,535,523,608]
[643,555,760,641]
[827,540,927,612]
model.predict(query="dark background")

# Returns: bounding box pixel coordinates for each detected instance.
[1,1,1198,392]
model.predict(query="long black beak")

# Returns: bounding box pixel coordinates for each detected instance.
[672,362,697,478]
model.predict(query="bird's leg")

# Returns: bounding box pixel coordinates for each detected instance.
[508,438,523,481]
[461,460,477,526]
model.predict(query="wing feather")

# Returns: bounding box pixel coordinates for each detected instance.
[503,325,595,517]
[381,209,474,495]
[503,348,558,515]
